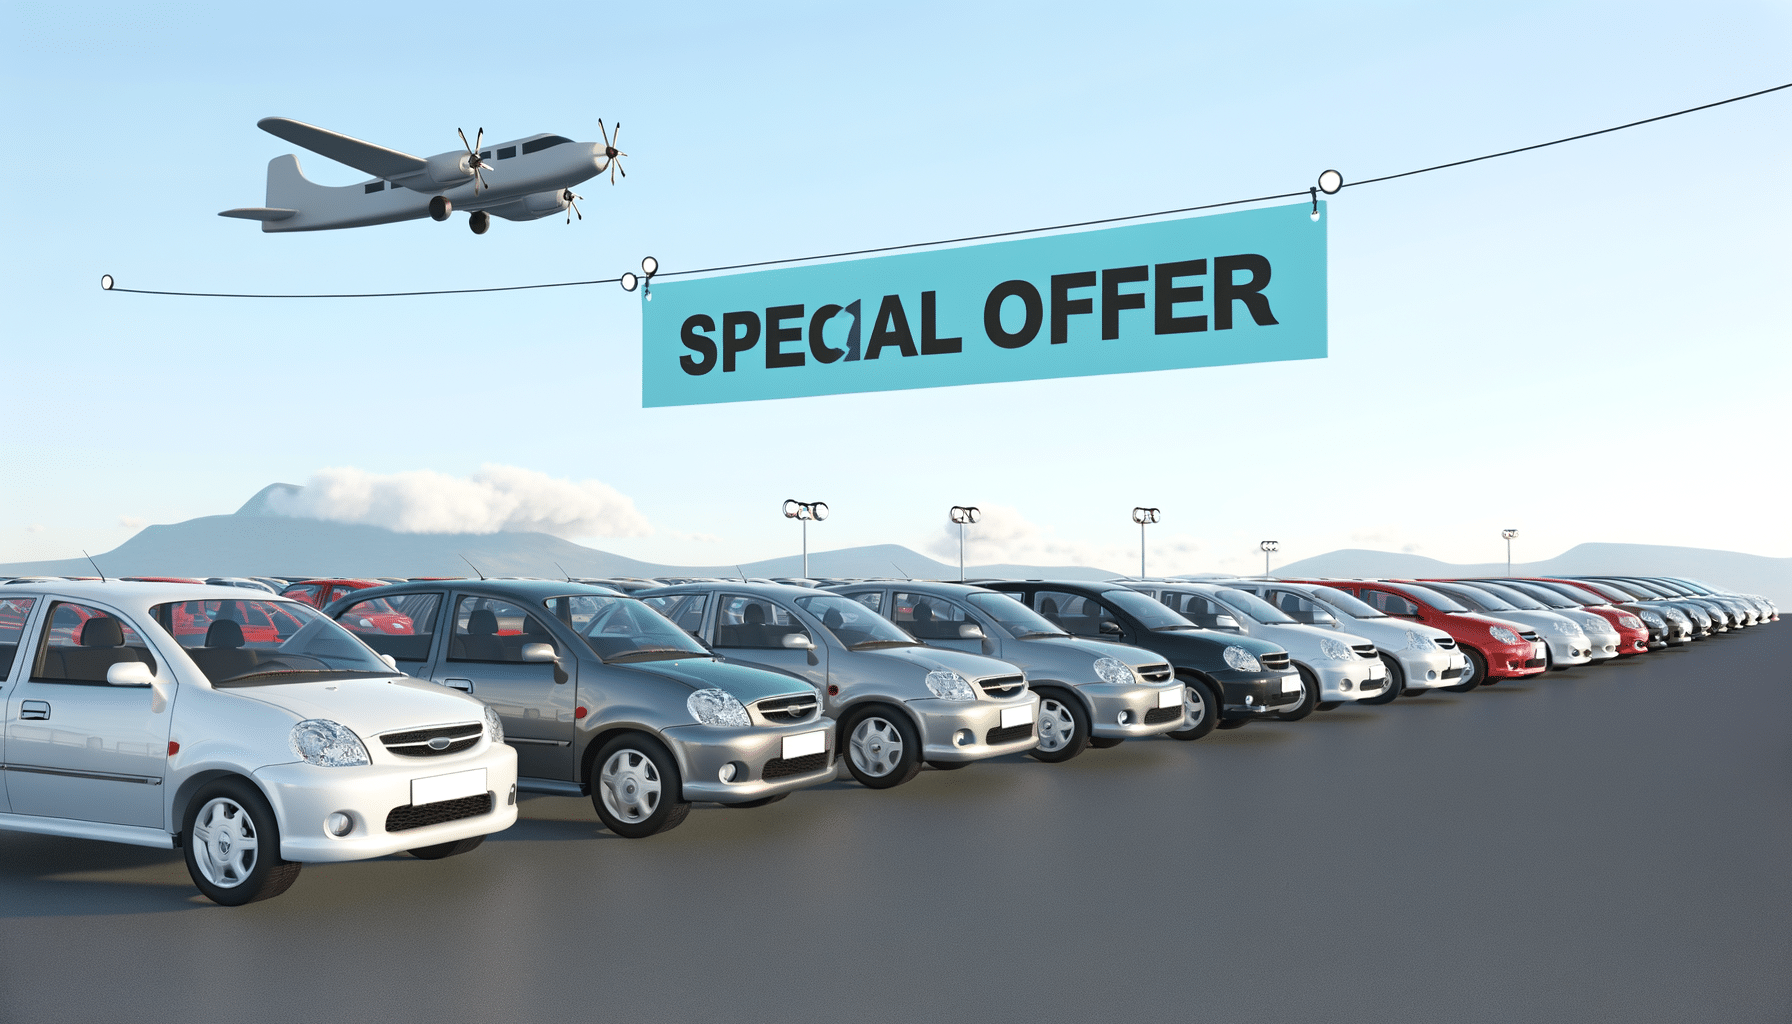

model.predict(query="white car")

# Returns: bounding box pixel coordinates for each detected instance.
[1226,580,1472,695]
[0,582,518,905]
[1423,581,1607,669]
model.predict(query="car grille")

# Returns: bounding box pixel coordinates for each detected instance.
[977,674,1027,698]
[1260,652,1291,672]
[1143,706,1183,725]
[1441,667,1464,679]
[1434,636,1457,649]
[763,752,830,779]
[755,693,820,725]
[385,792,493,832]
[986,722,1034,745]
[1359,677,1386,690]
[1519,630,1541,642]
[380,722,483,758]
[1524,657,1546,669]
[1137,663,1174,683]
[1352,644,1378,659]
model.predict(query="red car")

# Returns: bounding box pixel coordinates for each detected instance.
[1283,579,1548,687]
[1507,579,1655,656]
[281,578,388,610]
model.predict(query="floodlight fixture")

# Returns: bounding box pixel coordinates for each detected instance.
[1260,540,1280,576]
[1502,529,1519,574]
[783,500,829,576]
[949,506,981,581]
[1132,507,1160,578]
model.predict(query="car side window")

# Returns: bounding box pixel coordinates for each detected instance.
[283,584,321,606]
[847,591,883,613]
[32,602,157,683]
[339,593,440,662]
[641,594,709,637]
[1161,593,1227,628]
[1270,590,1335,625]
[448,596,557,663]
[0,597,36,679]
[889,592,974,640]
[1033,590,1111,638]
[1363,590,1419,616]
[713,595,809,649]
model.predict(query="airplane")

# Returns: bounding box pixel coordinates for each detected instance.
[219,117,626,234]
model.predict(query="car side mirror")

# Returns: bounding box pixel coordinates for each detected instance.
[958,623,986,640]
[1099,620,1122,636]
[380,654,398,671]
[781,633,816,650]
[520,643,558,662]
[107,662,155,687]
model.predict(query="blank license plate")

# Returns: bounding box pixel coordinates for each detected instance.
[412,768,486,807]
[782,730,826,759]
[1156,687,1183,709]
[1280,675,1302,693]
[1000,704,1032,729]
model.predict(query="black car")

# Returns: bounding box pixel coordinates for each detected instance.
[979,581,1299,737]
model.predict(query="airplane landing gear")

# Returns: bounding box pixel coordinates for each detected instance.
[429,195,452,222]
[469,210,490,235]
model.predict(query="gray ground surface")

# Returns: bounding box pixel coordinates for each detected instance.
[2,626,1787,1023]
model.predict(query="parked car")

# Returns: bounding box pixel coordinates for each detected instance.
[1419,581,1605,670]
[1127,579,1398,714]
[638,581,1040,787]
[1226,580,1473,694]
[1493,579,1655,655]
[1548,578,1690,646]
[0,581,518,905]
[1580,578,1713,638]
[1283,580,1547,687]
[327,579,838,836]
[826,580,1185,760]
[282,578,389,610]
[204,577,280,594]
[978,580,1298,733]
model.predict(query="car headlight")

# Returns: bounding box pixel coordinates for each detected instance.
[1554,620,1585,637]
[1319,637,1353,661]
[1403,630,1436,652]
[1092,657,1135,686]
[1488,626,1520,645]
[1637,611,1664,628]
[924,670,977,701]
[1222,645,1261,672]
[289,719,371,767]
[483,704,504,745]
[686,688,751,727]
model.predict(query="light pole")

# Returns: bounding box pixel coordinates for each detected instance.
[1260,540,1279,576]
[782,499,829,577]
[1131,507,1160,578]
[1502,529,1519,575]
[949,506,980,582]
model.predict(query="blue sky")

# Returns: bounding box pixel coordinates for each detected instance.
[3,2,1788,575]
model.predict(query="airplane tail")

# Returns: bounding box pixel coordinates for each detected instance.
[265,154,329,209]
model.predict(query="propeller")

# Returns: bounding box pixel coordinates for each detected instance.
[457,127,495,193]
[597,119,628,185]
[563,189,583,224]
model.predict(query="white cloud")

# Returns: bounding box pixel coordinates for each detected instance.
[924,504,1206,574]
[119,517,147,530]
[266,465,651,539]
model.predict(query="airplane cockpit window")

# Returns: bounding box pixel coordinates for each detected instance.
[522,135,572,155]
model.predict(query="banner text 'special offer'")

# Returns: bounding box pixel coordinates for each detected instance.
[641,202,1326,407]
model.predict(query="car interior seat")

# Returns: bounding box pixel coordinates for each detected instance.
[454,607,505,661]
[40,615,156,682]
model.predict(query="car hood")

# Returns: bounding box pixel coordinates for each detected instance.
[859,644,1020,679]
[618,657,814,703]
[231,675,490,733]
[1013,635,1165,668]
[1145,629,1285,657]
[1446,612,1535,637]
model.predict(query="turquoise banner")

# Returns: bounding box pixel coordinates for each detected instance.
[641,201,1325,407]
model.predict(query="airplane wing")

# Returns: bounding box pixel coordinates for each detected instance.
[257,117,428,180]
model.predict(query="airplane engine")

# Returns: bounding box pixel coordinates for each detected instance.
[423,151,475,187]
[522,190,570,215]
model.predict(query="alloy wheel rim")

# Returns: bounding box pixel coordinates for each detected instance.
[849,717,903,777]
[1036,699,1075,752]
[1183,685,1206,727]
[191,797,258,888]
[600,749,662,822]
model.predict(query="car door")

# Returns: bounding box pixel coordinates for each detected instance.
[3,600,172,828]
[435,593,575,781]
[1032,590,1124,641]
[707,593,825,688]
[889,591,983,654]
[0,595,40,813]
[335,590,444,678]
[1359,588,1423,621]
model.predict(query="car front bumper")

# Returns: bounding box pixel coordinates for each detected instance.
[1081,681,1187,738]
[1539,634,1593,668]
[1393,647,1466,691]
[1307,658,1386,701]
[908,694,1043,762]
[1218,670,1303,717]
[662,718,839,803]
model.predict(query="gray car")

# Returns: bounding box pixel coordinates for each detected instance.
[640,582,1041,789]
[327,580,837,838]
[827,581,1185,761]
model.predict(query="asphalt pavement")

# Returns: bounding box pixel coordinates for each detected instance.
[2,625,1788,1024]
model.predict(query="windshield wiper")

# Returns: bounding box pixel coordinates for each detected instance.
[850,639,920,650]
[1151,624,1200,631]
[607,647,705,663]
[1017,630,1068,639]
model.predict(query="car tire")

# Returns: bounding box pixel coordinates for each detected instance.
[1358,654,1404,705]
[925,760,972,770]
[182,777,301,906]
[1545,647,1558,671]
[590,733,691,838]
[1272,667,1318,721]
[1444,648,1484,692]
[1087,735,1125,749]
[841,705,923,789]
[1029,688,1091,762]
[723,793,790,808]
[407,835,486,860]
[1316,700,1342,711]
[1167,675,1218,741]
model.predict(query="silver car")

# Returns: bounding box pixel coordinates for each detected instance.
[641,582,1040,789]
[828,581,1185,761]
[1425,581,1611,669]
[328,580,838,838]
[1227,580,1472,695]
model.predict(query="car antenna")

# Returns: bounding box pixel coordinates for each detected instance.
[554,562,572,582]
[82,550,106,582]
[460,554,487,580]
[736,565,747,582]
[892,562,911,580]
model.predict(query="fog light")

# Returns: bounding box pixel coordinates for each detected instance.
[1244,695,1254,706]
[1117,710,1133,726]
[508,783,517,806]
[326,812,353,837]
[718,763,738,783]
[953,728,974,746]
[1341,680,1354,691]
[1426,670,1437,680]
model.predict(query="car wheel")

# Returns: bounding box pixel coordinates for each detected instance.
[591,733,691,838]
[1545,647,1558,671]
[1444,648,1484,692]
[182,778,301,906]
[842,706,923,789]
[1167,676,1218,741]
[1358,654,1403,705]
[1087,735,1125,749]
[1029,689,1090,762]
[926,760,972,770]
[408,835,485,859]
[723,793,790,808]
[1272,667,1318,721]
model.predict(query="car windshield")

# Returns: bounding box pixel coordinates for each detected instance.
[966,591,1067,637]
[1395,584,1469,613]
[1434,583,1518,611]
[793,594,920,648]
[1099,588,1199,631]
[1310,586,1386,618]
[1532,581,1601,605]
[551,595,710,663]
[153,599,391,685]
[1214,588,1296,624]
[1495,582,1575,609]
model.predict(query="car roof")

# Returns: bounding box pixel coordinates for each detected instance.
[0,580,309,606]
[641,580,832,599]
[328,578,624,602]
[829,580,998,597]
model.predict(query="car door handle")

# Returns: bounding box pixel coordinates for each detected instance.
[441,678,475,694]
[20,700,50,720]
